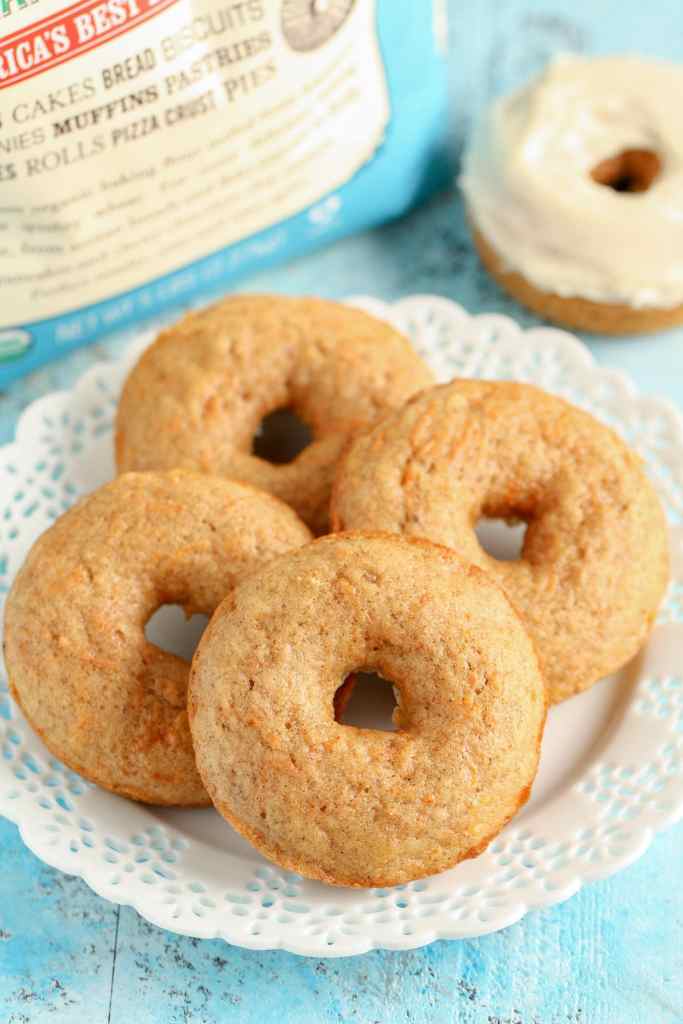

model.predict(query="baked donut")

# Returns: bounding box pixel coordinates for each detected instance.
[331,381,669,704]
[188,533,547,887]
[115,295,434,533]
[460,55,683,334]
[3,471,312,805]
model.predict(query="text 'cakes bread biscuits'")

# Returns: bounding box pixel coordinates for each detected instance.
[188,533,547,887]
[115,295,434,533]
[331,380,669,704]
[460,55,683,334]
[3,471,312,806]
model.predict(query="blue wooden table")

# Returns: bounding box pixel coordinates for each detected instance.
[1,2,682,1020]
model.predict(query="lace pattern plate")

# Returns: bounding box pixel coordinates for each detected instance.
[1,295,682,956]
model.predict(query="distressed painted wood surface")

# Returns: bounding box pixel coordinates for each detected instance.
[1,1,682,1020]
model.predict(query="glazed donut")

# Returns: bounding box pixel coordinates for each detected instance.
[188,533,546,887]
[331,380,669,703]
[3,471,312,805]
[460,55,683,334]
[115,295,434,533]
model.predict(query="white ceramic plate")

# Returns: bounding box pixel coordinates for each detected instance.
[1,295,682,956]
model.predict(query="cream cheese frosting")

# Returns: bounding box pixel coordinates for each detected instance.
[460,54,683,309]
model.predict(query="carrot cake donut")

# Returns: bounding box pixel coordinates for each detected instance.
[188,533,546,886]
[461,55,683,334]
[3,471,312,805]
[331,380,669,702]
[115,295,434,533]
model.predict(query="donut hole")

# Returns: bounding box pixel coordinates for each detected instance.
[475,516,527,562]
[252,407,313,465]
[334,670,398,732]
[590,148,661,193]
[145,604,209,662]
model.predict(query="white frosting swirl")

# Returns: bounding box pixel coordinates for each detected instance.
[460,54,683,309]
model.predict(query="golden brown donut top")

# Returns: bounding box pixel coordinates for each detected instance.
[331,380,669,702]
[189,532,547,887]
[115,295,434,533]
[3,470,312,806]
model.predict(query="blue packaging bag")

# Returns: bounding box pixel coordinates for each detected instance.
[0,0,450,386]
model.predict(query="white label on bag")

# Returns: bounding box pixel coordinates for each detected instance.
[0,0,389,326]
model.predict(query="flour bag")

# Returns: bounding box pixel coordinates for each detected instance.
[0,0,449,384]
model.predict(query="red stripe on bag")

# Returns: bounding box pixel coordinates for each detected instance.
[0,0,179,89]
